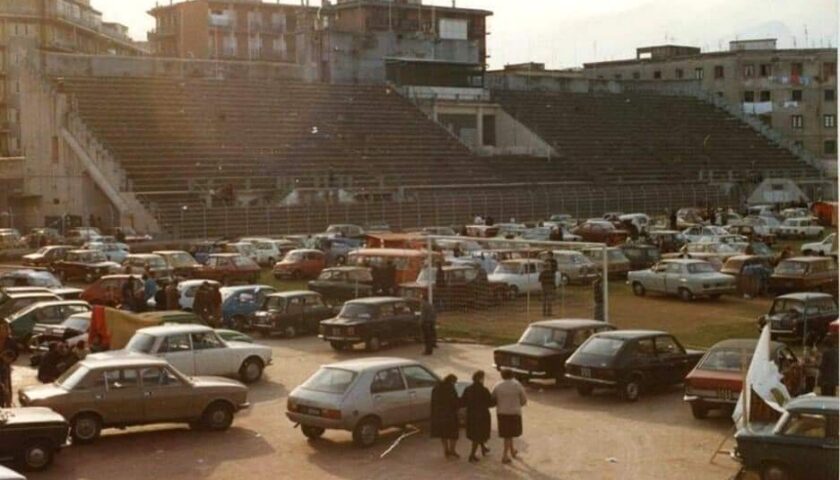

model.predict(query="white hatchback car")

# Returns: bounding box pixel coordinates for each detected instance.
[488,259,559,295]
[123,324,272,383]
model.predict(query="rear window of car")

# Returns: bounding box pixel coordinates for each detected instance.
[301,367,357,394]
[579,337,625,357]
[699,348,749,372]
[126,333,157,354]
[339,303,376,320]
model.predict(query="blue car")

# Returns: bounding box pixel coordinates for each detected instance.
[220,285,277,330]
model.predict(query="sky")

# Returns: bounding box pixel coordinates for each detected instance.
[93,0,838,69]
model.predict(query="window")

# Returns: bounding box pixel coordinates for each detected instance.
[634,338,656,358]
[191,331,223,350]
[791,115,804,129]
[272,36,286,54]
[713,65,724,79]
[826,89,836,102]
[793,140,803,149]
[791,62,803,76]
[824,114,836,128]
[792,90,803,102]
[675,68,684,79]
[743,64,755,78]
[402,365,437,389]
[160,334,192,353]
[694,67,704,80]
[825,140,837,155]
[438,18,467,40]
[823,62,836,79]
[781,413,827,438]
[141,367,181,387]
[104,369,139,391]
[653,70,662,79]
[654,336,684,356]
[759,63,772,77]
[759,90,771,102]
[370,368,406,393]
[632,72,640,80]
[743,91,755,102]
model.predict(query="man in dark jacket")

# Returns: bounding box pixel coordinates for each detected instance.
[539,263,556,317]
[430,374,460,459]
[593,275,605,321]
[0,322,18,407]
[462,370,494,463]
[819,337,838,396]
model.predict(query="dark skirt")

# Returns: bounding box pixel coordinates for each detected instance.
[466,410,491,443]
[497,414,522,439]
[430,413,460,440]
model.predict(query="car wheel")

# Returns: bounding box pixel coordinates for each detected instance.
[202,401,234,431]
[20,440,54,471]
[330,341,347,351]
[761,463,792,480]
[301,425,325,440]
[576,384,593,396]
[366,336,381,352]
[284,325,297,338]
[352,416,380,448]
[620,377,642,402]
[239,357,264,383]
[690,402,709,419]
[803,250,813,256]
[678,288,694,302]
[632,282,646,297]
[71,413,102,444]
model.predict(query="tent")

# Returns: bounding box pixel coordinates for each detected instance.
[747,178,809,206]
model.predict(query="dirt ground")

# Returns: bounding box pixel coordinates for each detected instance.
[12,337,748,480]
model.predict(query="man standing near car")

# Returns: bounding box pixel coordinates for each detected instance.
[539,263,556,317]
[593,275,605,321]
[166,280,180,310]
[421,299,437,355]
[818,337,838,396]
[0,322,18,408]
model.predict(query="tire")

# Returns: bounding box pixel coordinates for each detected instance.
[301,425,325,440]
[284,325,297,338]
[330,341,347,351]
[71,413,102,444]
[352,416,380,448]
[20,440,54,471]
[760,463,791,480]
[690,402,709,419]
[365,336,381,352]
[201,401,234,431]
[620,377,642,402]
[576,384,593,396]
[678,288,694,302]
[239,357,264,384]
[632,282,646,297]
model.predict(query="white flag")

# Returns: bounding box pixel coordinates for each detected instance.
[732,325,791,428]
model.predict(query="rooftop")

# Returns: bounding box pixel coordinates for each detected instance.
[325,356,422,372]
[531,319,614,330]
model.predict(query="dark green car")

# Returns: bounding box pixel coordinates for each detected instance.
[251,291,336,338]
[733,395,838,480]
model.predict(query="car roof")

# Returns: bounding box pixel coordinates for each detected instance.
[266,290,318,298]
[135,324,213,336]
[783,257,832,263]
[775,292,835,301]
[17,300,88,310]
[287,249,323,254]
[178,279,219,287]
[1,269,53,278]
[209,253,242,258]
[100,274,142,280]
[500,258,542,264]
[322,266,369,272]
[661,258,707,265]
[4,292,59,300]
[126,253,162,259]
[709,338,785,350]
[351,248,427,257]
[346,296,406,305]
[153,250,189,255]
[786,395,839,413]
[531,319,613,330]
[220,284,273,293]
[324,357,421,372]
[597,330,668,340]
[81,352,168,369]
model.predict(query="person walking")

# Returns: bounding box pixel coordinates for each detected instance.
[539,262,556,317]
[38,342,64,384]
[194,282,209,324]
[0,322,18,407]
[165,280,180,310]
[210,284,223,329]
[492,369,527,464]
[143,270,157,303]
[463,370,494,463]
[593,275,605,321]
[430,374,461,459]
[154,281,168,311]
[818,337,838,396]
[420,299,437,355]
[384,260,397,296]
[121,277,136,312]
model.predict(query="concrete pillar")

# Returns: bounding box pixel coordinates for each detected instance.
[476,105,484,148]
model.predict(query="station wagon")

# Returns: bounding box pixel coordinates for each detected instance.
[770,257,838,294]
[252,291,335,338]
[319,297,420,352]
[758,292,838,343]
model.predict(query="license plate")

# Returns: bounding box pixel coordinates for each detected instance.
[306,407,322,416]
[510,356,520,367]
[580,368,591,378]
[717,389,733,401]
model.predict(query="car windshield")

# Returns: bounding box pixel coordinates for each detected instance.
[751,243,772,256]
[263,296,286,311]
[126,333,157,353]
[770,299,822,316]
[776,261,808,275]
[301,367,357,394]
[35,247,51,255]
[56,364,89,389]
[687,263,716,274]
[166,253,198,268]
[608,250,627,261]
[518,326,567,349]
[699,348,751,372]
[579,337,624,356]
[339,303,375,320]
[285,251,304,262]
[494,262,523,275]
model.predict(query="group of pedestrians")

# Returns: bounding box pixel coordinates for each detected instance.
[430,369,528,464]
[193,281,223,327]
[37,340,88,384]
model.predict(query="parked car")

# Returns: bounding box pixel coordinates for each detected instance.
[348,249,439,285]
[538,250,600,285]
[30,311,91,354]
[221,242,259,265]
[732,395,839,480]
[19,354,250,443]
[153,250,200,279]
[770,257,839,294]
[780,207,811,219]
[619,213,651,234]
[52,250,120,283]
[777,217,825,239]
[319,297,420,352]
[252,291,335,338]
[683,339,803,419]
[191,254,260,285]
[628,259,736,301]
[726,223,777,246]
[21,245,73,269]
[647,230,686,253]
[565,330,704,401]
[493,320,616,384]
[582,247,631,279]
[674,241,742,270]
[0,407,68,471]
[64,227,101,246]
[307,267,374,306]
[273,249,327,280]
[571,220,629,246]
[6,300,90,344]
[79,274,143,307]
[720,255,774,293]
[0,270,82,299]
[189,241,225,265]
[619,244,662,271]
[109,226,151,243]
[239,237,282,266]
[219,285,277,330]
[758,292,839,344]
[123,324,272,383]
[325,224,365,239]
[399,265,503,310]
[122,254,173,282]
[681,225,728,243]
[286,357,463,447]
[83,241,129,264]
[22,228,63,247]
[0,292,61,321]
[0,230,22,250]
[311,235,363,266]
[489,259,560,296]
[801,233,838,257]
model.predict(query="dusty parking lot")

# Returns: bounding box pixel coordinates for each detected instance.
[16,337,743,480]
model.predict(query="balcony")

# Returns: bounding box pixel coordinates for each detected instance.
[209,15,235,28]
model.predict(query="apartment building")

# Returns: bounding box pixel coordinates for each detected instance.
[0,0,143,156]
[583,39,838,163]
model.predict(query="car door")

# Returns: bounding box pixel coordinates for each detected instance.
[376,303,397,341]
[776,411,836,474]
[303,295,329,332]
[392,301,418,339]
[402,365,440,422]
[369,367,413,427]
[157,333,196,376]
[653,335,692,385]
[191,331,233,376]
[140,366,194,423]
[100,368,145,425]
[663,263,684,294]
[630,338,659,386]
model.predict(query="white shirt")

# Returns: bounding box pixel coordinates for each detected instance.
[492,379,527,416]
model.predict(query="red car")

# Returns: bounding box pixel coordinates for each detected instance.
[273,249,326,280]
[683,338,803,419]
[191,253,260,285]
[571,220,629,246]
[80,274,143,307]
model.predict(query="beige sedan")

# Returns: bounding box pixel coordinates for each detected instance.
[19,354,249,443]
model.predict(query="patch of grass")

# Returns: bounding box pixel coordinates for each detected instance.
[680,321,759,349]
[258,269,308,292]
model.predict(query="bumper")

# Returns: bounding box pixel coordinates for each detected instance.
[683,395,736,405]
[493,364,549,379]
[320,335,363,342]
[237,402,251,412]
[286,411,347,430]
[565,373,617,386]
[698,286,736,296]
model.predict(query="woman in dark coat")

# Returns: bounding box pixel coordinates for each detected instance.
[462,370,494,463]
[430,374,460,459]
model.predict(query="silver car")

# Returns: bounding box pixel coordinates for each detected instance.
[627,259,736,301]
[540,250,599,285]
[287,357,457,448]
